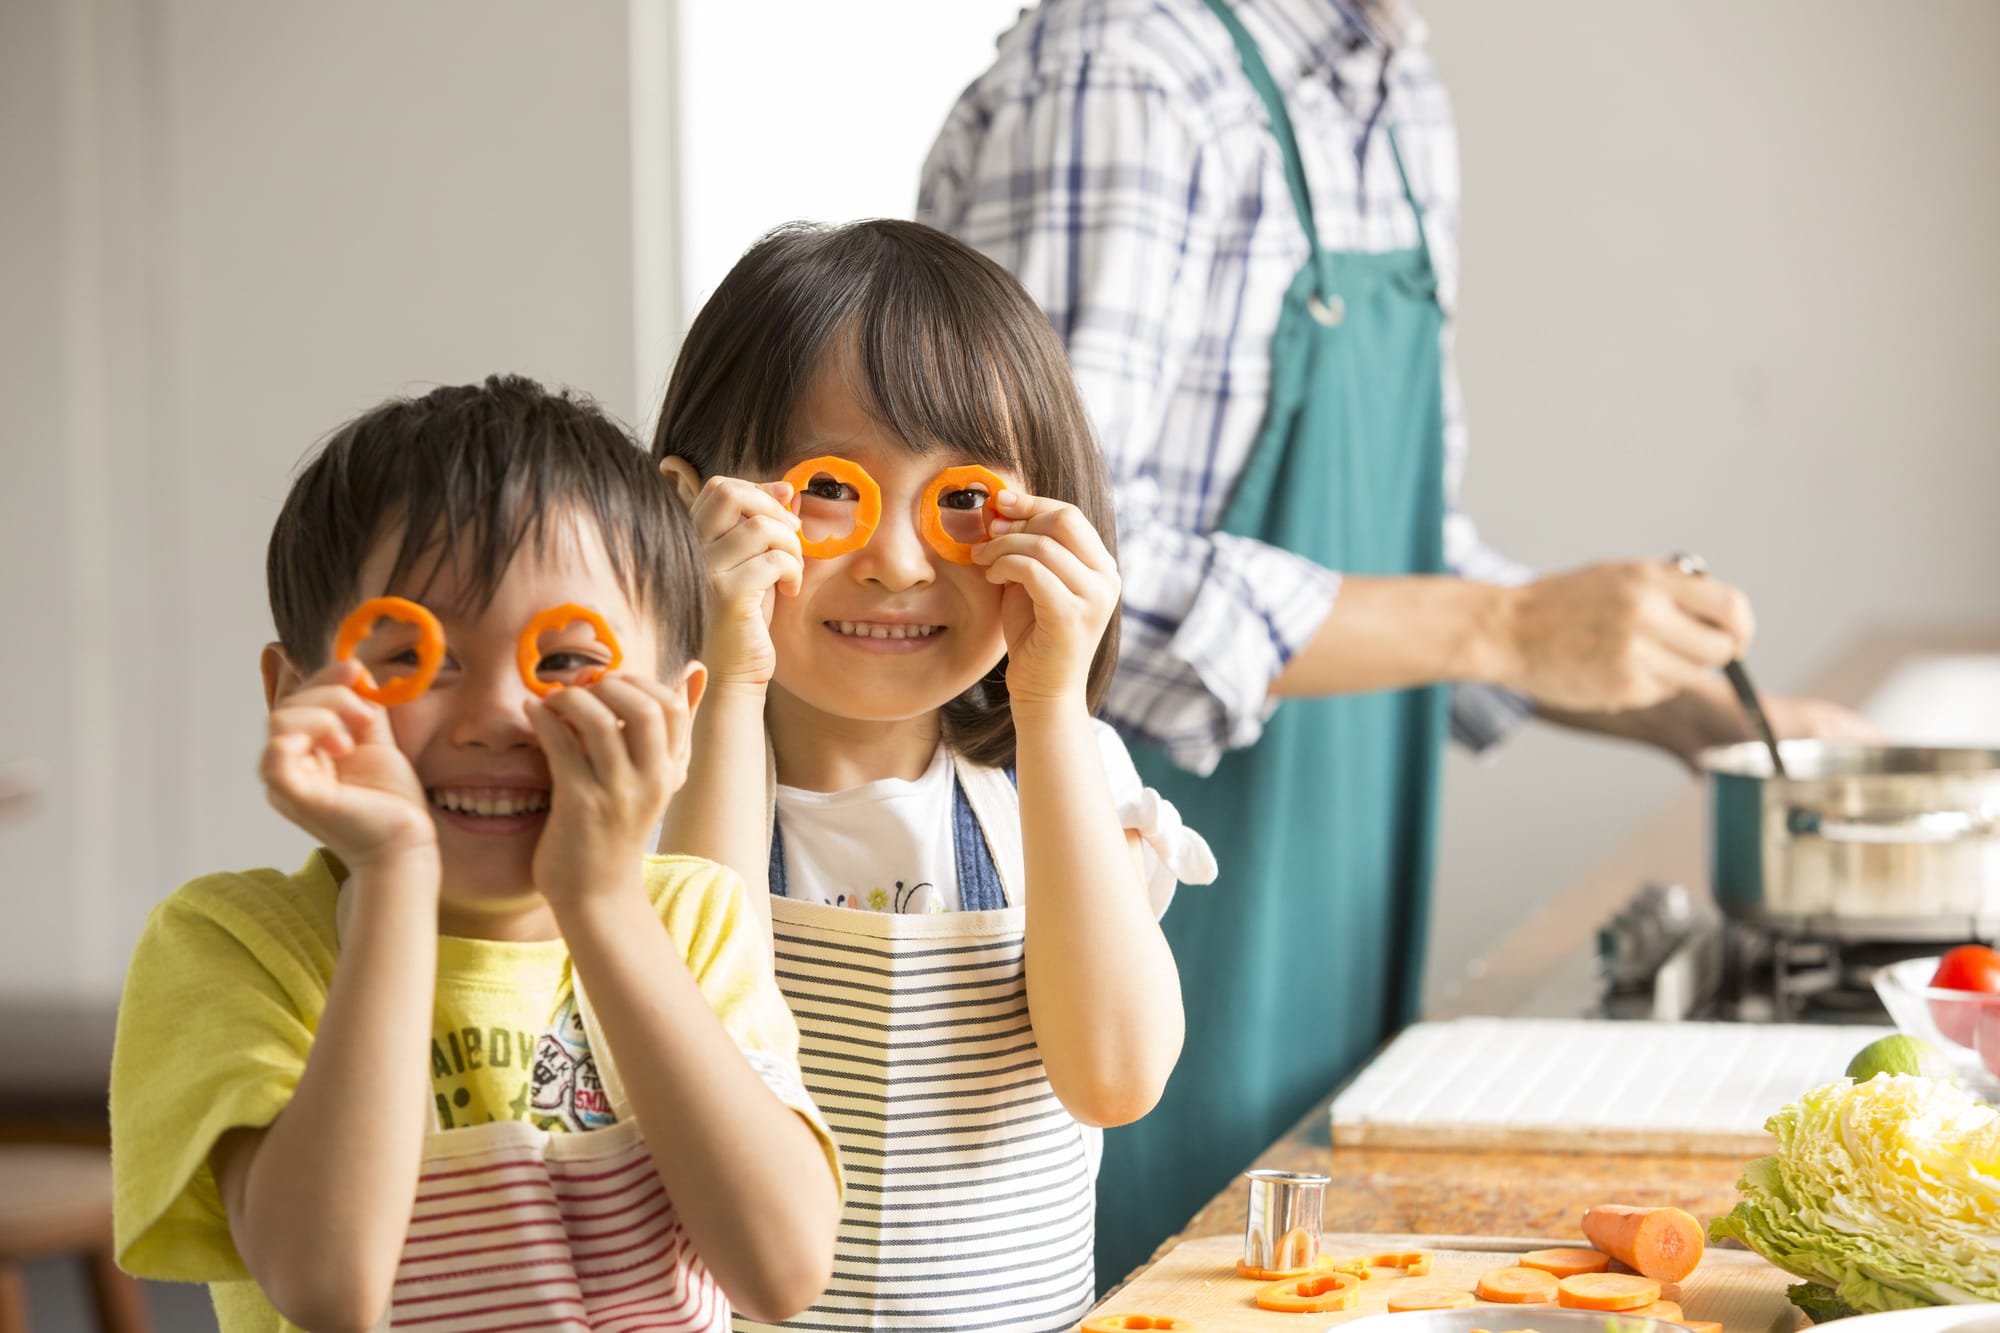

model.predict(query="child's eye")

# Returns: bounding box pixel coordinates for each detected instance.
[803,476,860,503]
[938,486,991,511]
[535,652,608,678]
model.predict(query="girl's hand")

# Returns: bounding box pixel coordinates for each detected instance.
[973,490,1120,708]
[528,673,696,905]
[261,659,436,875]
[686,475,804,688]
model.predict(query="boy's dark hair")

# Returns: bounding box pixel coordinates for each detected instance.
[269,374,705,674]
[653,219,1120,768]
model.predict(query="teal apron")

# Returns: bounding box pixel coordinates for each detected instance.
[1096,0,1452,1287]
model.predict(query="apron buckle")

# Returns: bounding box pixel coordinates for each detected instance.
[1308,293,1345,327]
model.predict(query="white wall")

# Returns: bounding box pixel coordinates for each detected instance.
[1,0,635,998]
[1420,0,2000,1005]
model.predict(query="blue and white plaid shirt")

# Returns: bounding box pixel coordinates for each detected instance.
[919,0,1533,776]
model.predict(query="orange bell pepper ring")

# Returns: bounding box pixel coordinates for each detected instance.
[782,455,881,560]
[516,603,623,699]
[333,596,444,707]
[1081,1318,1198,1332]
[919,464,1006,564]
[1254,1271,1360,1314]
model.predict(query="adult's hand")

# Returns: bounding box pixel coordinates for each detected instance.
[1541,673,1881,769]
[1488,560,1754,712]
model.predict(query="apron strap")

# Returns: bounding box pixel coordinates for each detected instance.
[765,740,1024,911]
[1203,0,1436,283]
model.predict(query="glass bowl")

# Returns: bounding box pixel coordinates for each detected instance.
[1873,956,2000,1099]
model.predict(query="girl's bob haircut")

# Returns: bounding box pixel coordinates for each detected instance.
[653,219,1120,769]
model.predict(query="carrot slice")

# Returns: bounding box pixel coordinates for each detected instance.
[334,596,444,706]
[1581,1205,1705,1283]
[1683,1322,1723,1333]
[1474,1267,1560,1304]
[1082,1317,1197,1332]
[783,455,883,560]
[1386,1288,1476,1312]
[1632,1300,1684,1322]
[1235,1253,1345,1281]
[1369,1250,1435,1277]
[1254,1272,1360,1314]
[1557,1273,1662,1311]
[1519,1247,1612,1278]
[516,603,623,699]
[919,464,1006,564]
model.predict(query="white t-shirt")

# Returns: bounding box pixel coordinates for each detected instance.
[773,719,1215,917]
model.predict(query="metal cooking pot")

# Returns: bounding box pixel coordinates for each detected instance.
[1704,740,2000,941]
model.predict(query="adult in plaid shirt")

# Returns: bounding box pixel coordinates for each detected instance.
[921,0,1866,1288]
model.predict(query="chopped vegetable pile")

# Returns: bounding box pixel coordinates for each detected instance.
[1709,1074,2000,1314]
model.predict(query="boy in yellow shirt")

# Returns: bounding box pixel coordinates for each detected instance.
[110,375,841,1333]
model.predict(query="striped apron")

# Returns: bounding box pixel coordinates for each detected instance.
[337,895,729,1333]
[744,758,1098,1333]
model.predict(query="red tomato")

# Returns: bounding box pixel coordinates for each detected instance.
[1929,945,2000,1048]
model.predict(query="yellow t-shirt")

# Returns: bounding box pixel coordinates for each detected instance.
[110,849,837,1333]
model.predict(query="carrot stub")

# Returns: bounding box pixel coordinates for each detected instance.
[334,596,445,707]
[1519,1248,1612,1279]
[1557,1273,1662,1311]
[919,464,1006,564]
[1580,1204,1706,1283]
[1369,1250,1435,1277]
[1385,1288,1476,1312]
[516,604,623,699]
[782,456,882,560]
[1081,1317,1197,1332]
[1474,1267,1560,1304]
[1254,1272,1360,1314]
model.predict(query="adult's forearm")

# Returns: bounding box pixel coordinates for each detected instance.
[221,853,440,1332]
[657,681,772,938]
[1269,575,1509,698]
[555,891,838,1323]
[1014,699,1185,1127]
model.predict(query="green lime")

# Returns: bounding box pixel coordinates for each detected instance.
[1846,1034,1954,1083]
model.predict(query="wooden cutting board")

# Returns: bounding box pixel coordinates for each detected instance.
[1083,1234,1803,1333]
[1330,1020,1889,1155]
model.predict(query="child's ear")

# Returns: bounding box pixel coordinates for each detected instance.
[260,642,307,711]
[659,456,703,507]
[676,657,708,720]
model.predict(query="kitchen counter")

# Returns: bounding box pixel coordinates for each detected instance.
[1107,622,2000,1292]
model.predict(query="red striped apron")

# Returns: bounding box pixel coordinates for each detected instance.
[336,895,729,1333]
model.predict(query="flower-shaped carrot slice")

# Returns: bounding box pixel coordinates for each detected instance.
[1254,1271,1360,1314]
[920,464,1005,564]
[1081,1317,1197,1332]
[516,604,622,699]
[334,596,444,707]
[782,455,881,560]
[1234,1253,1356,1282]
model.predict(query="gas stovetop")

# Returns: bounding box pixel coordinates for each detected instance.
[1595,883,1976,1025]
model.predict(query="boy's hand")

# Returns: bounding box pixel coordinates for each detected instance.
[972,490,1120,709]
[687,475,803,688]
[261,659,437,874]
[528,673,695,905]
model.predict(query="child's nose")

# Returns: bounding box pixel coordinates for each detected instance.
[850,507,935,591]
[447,661,538,750]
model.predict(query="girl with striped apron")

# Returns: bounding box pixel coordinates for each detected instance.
[745,758,1095,1333]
